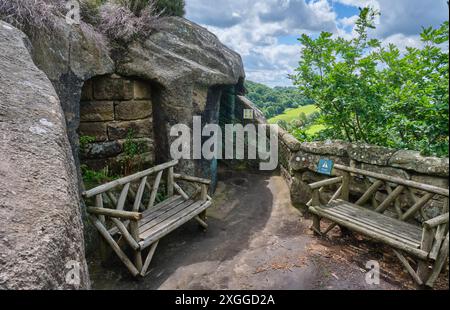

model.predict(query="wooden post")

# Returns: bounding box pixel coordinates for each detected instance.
[417,226,435,282]
[340,172,350,201]
[200,184,208,202]
[95,194,109,261]
[167,167,174,198]
[311,189,321,235]
[426,233,449,287]
[199,184,209,223]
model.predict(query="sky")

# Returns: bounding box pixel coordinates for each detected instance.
[185,0,449,87]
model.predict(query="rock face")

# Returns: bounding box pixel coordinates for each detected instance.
[0,22,89,289]
[116,17,245,180]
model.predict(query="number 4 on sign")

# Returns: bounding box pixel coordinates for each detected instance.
[317,159,334,176]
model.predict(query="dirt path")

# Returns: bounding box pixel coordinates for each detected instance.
[88,168,448,290]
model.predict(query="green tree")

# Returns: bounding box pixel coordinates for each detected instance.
[292,7,449,157]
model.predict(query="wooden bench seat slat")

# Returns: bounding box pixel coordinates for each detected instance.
[140,196,186,225]
[319,200,422,247]
[330,206,422,243]
[139,201,211,248]
[329,201,422,239]
[325,205,422,247]
[138,199,197,233]
[108,195,183,236]
[309,206,428,260]
[139,201,210,241]
[318,207,421,249]
[330,203,420,237]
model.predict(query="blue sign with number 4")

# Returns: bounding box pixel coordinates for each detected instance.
[317,159,334,175]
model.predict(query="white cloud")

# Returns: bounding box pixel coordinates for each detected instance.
[382,34,424,51]
[186,0,448,86]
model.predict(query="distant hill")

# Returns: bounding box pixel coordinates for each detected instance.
[245,80,311,119]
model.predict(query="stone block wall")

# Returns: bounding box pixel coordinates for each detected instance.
[78,74,155,173]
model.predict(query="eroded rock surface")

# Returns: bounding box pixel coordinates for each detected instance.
[0,21,89,289]
[116,17,245,180]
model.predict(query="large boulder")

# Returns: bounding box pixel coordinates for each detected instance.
[116,17,245,181]
[0,21,89,289]
[28,18,114,162]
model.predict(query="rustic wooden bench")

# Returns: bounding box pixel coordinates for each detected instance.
[307,163,449,287]
[82,160,212,277]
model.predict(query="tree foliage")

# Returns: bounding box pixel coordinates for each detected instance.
[292,7,449,157]
[245,80,312,119]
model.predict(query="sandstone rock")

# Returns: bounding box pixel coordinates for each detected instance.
[348,143,397,166]
[116,17,245,181]
[279,129,302,152]
[80,101,114,122]
[81,80,93,101]
[0,21,89,289]
[117,17,244,87]
[107,119,153,140]
[410,174,449,189]
[192,86,209,112]
[79,122,108,142]
[299,140,350,157]
[27,18,114,156]
[133,80,152,100]
[115,100,152,121]
[359,163,411,180]
[289,150,350,172]
[93,75,134,101]
[389,150,449,177]
[80,141,122,159]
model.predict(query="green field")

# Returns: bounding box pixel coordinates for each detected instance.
[304,124,326,135]
[268,104,318,124]
[268,104,327,136]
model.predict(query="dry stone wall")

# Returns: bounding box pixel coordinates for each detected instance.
[79,75,155,173]
[279,131,449,217]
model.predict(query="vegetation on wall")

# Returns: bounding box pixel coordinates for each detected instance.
[119,129,149,176]
[245,80,311,119]
[291,7,449,157]
[0,0,185,43]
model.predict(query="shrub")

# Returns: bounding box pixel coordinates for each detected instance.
[0,0,63,34]
[98,0,161,43]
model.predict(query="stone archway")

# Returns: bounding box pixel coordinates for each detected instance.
[78,74,157,177]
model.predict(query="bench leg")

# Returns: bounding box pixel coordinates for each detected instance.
[196,211,208,230]
[393,249,424,286]
[141,241,159,276]
[417,226,435,283]
[311,214,321,236]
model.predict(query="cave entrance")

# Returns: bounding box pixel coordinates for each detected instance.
[77,74,157,189]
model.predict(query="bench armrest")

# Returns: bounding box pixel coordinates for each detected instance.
[174,173,211,185]
[308,176,343,190]
[87,207,142,221]
[424,213,449,229]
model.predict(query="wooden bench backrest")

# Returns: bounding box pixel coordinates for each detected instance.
[83,160,178,213]
[331,164,449,223]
